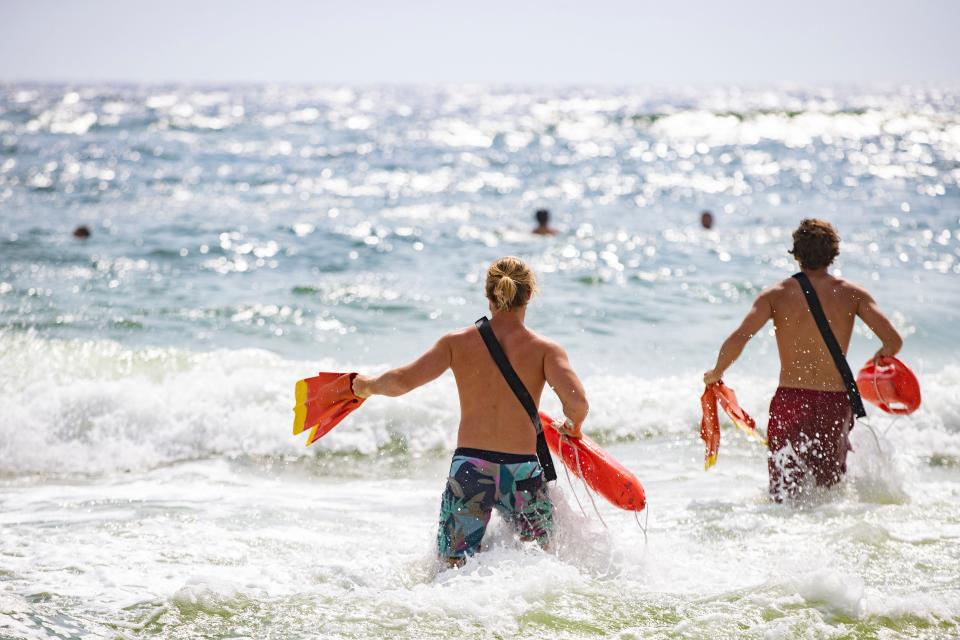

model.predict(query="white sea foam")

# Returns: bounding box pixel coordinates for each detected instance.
[2,333,959,479]
[2,83,960,638]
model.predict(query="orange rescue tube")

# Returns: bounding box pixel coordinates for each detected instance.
[856,356,921,415]
[540,412,646,512]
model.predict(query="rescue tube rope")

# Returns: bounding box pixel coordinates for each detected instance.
[861,418,885,454]
[861,369,904,454]
[559,433,649,548]
[559,433,605,527]
[870,365,906,437]
[634,501,649,549]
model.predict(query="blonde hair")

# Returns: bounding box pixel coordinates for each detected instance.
[485,256,537,311]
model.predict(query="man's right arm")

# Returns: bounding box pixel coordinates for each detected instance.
[353,335,452,398]
[855,287,903,362]
[543,341,588,436]
[703,290,773,385]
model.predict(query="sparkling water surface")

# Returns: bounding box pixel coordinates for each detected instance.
[1,84,959,638]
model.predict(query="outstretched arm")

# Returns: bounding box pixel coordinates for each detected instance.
[544,342,589,436]
[856,289,903,362]
[703,292,773,385]
[353,336,452,398]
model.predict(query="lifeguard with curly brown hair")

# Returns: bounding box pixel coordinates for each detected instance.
[352,256,589,565]
[703,219,904,500]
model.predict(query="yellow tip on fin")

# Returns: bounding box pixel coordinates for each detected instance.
[704,454,718,470]
[292,379,309,434]
[732,419,768,446]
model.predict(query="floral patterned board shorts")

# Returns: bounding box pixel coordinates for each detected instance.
[437,447,554,559]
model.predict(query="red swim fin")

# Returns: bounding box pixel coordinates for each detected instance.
[856,356,921,415]
[292,372,365,445]
[700,381,763,470]
[714,381,761,440]
[700,385,722,470]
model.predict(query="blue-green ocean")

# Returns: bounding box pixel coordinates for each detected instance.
[1,84,959,638]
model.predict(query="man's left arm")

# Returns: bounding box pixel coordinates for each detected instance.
[854,287,903,362]
[353,336,452,398]
[703,292,773,385]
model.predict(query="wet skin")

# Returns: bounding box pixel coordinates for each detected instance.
[705,266,903,390]
[353,302,588,454]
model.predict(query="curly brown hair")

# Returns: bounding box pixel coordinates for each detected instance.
[789,218,840,270]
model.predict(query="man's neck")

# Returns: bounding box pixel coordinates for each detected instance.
[800,267,829,279]
[490,307,526,325]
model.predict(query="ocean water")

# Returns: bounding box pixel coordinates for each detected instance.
[1,84,959,639]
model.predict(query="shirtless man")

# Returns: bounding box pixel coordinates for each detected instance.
[532,208,559,236]
[352,256,588,565]
[703,219,903,499]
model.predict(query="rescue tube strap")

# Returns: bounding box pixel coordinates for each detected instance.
[474,316,557,482]
[792,273,867,418]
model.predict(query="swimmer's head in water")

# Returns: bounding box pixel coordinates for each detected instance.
[700,210,714,229]
[485,256,537,311]
[535,208,550,225]
[789,218,840,270]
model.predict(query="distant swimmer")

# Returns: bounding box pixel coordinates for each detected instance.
[532,208,558,236]
[352,257,588,567]
[703,219,903,501]
[700,210,714,230]
[72,225,91,239]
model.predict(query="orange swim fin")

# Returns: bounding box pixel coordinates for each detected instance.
[714,381,764,444]
[292,372,365,445]
[700,385,722,470]
[700,381,763,470]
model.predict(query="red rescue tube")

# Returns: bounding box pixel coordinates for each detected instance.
[856,356,921,415]
[540,412,646,512]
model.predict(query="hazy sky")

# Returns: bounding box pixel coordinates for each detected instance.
[2,0,958,85]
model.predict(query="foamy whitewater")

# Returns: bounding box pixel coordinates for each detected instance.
[1,84,959,638]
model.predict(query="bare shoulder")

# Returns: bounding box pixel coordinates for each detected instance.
[769,277,797,294]
[831,276,873,302]
[759,278,794,302]
[444,325,479,345]
[526,329,567,358]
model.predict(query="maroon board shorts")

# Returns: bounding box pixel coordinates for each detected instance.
[767,387,853,500]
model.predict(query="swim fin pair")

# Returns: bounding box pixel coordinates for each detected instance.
[292,372,365,445]
[700,381,763,470]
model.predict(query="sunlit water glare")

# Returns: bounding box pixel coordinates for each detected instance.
[1,84,959,638]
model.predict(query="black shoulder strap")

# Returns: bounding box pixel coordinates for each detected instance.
[474,316,557,481]
[792,273,867,418]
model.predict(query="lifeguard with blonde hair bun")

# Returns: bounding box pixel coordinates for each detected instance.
[485,256,538,311]
[294,254,646,568]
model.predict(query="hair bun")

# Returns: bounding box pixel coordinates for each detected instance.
[485,257,537,311]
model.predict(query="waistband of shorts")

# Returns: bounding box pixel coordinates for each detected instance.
[453,447,538,464]
[775,386,849,398]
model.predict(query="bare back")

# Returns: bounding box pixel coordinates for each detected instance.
[705,266,900,392]
[447,318,553,453]
[354,308,587,454]
[433,312,589,454]
[768,274,862,391]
